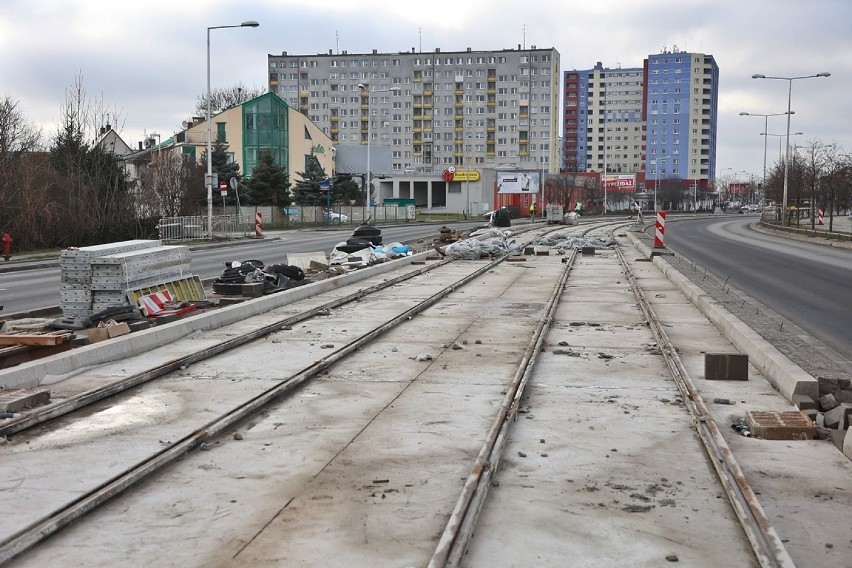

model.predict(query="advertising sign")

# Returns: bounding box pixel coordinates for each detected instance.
[444,170,480,182]
[497,171,540,194]
[603,174,636,192]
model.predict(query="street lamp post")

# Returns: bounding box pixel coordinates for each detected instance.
[752,72,830,226]
[357,84,400,207]
[739,111,792,205]
[760,132,803,162]
[653,154,670,213]
[206,20,259,239]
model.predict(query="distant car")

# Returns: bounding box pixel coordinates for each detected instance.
[324,211,349,224]
[746,204,760,212]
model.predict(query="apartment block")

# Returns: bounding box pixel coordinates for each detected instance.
[564,62,645,175]
[645,50,719,186]
[268,46,561,176]
[563,49,719,189]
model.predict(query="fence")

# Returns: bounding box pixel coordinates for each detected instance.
[157,205,417,241]
[157,214,253,241]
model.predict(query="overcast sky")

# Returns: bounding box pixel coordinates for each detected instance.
[2,0,849,181]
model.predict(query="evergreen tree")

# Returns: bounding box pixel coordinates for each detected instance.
[291,154,329,205]
[246,153,290,206]
[203,141,243,206]
[332,174,363,205]
[50,80,135,246]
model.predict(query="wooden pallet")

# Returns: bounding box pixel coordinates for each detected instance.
[0,330,75,346]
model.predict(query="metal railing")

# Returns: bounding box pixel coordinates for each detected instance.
[157,214,253,241]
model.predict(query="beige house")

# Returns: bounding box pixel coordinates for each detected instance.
[177,91,334,180]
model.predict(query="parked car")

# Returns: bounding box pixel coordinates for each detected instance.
[324,211,349,224]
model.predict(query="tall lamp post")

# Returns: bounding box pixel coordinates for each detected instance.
[760,131,803,162]
[357,84,400,207]
[739,111,792,204]
[206,20,259,239]
[752,72,830,226]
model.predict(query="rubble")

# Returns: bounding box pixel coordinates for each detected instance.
[433,228,522,260]
[530,233,617,253]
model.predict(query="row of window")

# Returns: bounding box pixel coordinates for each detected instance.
[270,53,551,68]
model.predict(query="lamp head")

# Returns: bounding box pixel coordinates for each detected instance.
[817,72,831,77]
[739,112,749,116]
[357,83,367,90]
[751,74,765,79]
[241,21,260,27]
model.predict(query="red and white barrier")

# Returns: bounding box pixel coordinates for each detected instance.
[140,290,174,317]
[255,212,263,238]
[654,211,666,248]
[818,208,824,225]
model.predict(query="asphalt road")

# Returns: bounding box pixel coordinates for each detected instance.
[664,215,852,359]
[0,222,485,315]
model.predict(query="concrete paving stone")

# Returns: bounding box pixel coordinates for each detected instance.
[705,353,750,381]
[823,403,852,431]
[0,388,50,413]
[745,410,817,440]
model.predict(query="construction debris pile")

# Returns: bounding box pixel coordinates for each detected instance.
[213,260,306,296]
[329,223,412,270]
[436,227,522,260]
[531,233,617,253]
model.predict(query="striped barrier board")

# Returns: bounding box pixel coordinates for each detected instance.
[654,211,666,248]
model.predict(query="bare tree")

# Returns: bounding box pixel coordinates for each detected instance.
[50,75,136,246]
[195,84,267,117]
[137,151,206,218]
[0,97,43,231]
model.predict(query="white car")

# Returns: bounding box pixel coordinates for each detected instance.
[324,211,349,224]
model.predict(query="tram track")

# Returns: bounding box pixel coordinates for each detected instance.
[0,219,812,567]
[0,222,600,565]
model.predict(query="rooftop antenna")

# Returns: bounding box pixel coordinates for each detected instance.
[418,27,422,52]
[336,30,339,54]
[522,24,526,49]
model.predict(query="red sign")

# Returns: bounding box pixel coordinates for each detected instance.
[442,170,454,182]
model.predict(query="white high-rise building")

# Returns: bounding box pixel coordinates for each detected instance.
[268,45,561,176]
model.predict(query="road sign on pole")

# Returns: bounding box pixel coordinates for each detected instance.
[219,180,227,197]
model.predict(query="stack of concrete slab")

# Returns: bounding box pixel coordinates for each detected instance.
[59,240,191,317]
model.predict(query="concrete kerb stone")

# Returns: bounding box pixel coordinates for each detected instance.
[625,231,819,403]
[0,250,436,390]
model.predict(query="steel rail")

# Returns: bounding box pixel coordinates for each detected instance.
[615,244,795,568]
[0,233,554,565]
[0,258,454,438]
